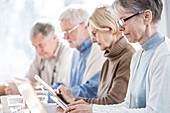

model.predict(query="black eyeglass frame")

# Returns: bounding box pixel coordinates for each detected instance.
[116,11,144,27]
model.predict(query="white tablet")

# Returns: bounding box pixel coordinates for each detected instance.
[34,75,68,110]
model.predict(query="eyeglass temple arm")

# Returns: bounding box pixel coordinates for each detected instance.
[124,11,144,22]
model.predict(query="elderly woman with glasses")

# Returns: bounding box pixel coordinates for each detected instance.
[58,5,135,113]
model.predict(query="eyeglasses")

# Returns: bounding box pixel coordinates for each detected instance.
[116,11,144,27]
[63,22,83,35]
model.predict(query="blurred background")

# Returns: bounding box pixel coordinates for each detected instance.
[0,0,169,84]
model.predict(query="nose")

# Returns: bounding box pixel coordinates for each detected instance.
[36,46,43,55]
[91,36,97,43]
[63,34,69,40]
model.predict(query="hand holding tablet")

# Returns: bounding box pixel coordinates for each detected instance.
[34,75,68,110]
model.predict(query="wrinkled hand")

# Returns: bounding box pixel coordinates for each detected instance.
[69,99,88,105]
[64,100,93,113]
[56,107,64,113]
[57,85,75,103]
[4,86,15,95]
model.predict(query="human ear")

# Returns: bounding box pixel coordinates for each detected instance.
[144,10,152,25]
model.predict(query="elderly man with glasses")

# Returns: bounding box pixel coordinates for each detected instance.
[55,5,105,102]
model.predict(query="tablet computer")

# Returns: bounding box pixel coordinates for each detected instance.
[34,75,68,110]
[14,77,47,113]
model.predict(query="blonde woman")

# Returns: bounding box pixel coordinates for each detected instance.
[57,6,135,113]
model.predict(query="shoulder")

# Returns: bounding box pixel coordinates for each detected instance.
[153,37,170,59]
[58,41,74,55]
[147,36,170,69]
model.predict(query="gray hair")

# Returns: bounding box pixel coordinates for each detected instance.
[30,22,55,40]
[59,6,89,25]
[112,0,163,23]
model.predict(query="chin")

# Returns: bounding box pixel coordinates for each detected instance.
[101,49,105,51]
[41,55,51,60]
[41,57,48,60]
[101,47,107,51]
[126,38,133,43]
[100,46,105,51]
[129,39,138,43]
[70,43,76,48]
[126,36,137,43]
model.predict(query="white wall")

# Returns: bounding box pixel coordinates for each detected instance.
[0,0,65,84]
[0,0,114,84]
[158,0,169,37]
[165,0,170,37]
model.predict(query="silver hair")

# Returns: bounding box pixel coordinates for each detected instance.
[112,0,163,23]
[59,6,89,25]
[30,22,55,40]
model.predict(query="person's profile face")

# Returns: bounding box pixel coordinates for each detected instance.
[89,23,115,51]
[60,19,83,49]
[32,33,55,59]
[114,7,145,44]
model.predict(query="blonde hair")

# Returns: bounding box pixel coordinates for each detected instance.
[89,5,120,35]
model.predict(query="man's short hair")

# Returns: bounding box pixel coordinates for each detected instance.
[30,22,55,40]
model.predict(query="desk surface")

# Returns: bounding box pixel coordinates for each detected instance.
[0,104,2,113]
[0,104,30,113]
[0,103,60,113]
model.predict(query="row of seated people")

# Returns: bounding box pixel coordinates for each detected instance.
[4,4,133,106]
[3,0,170,112]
